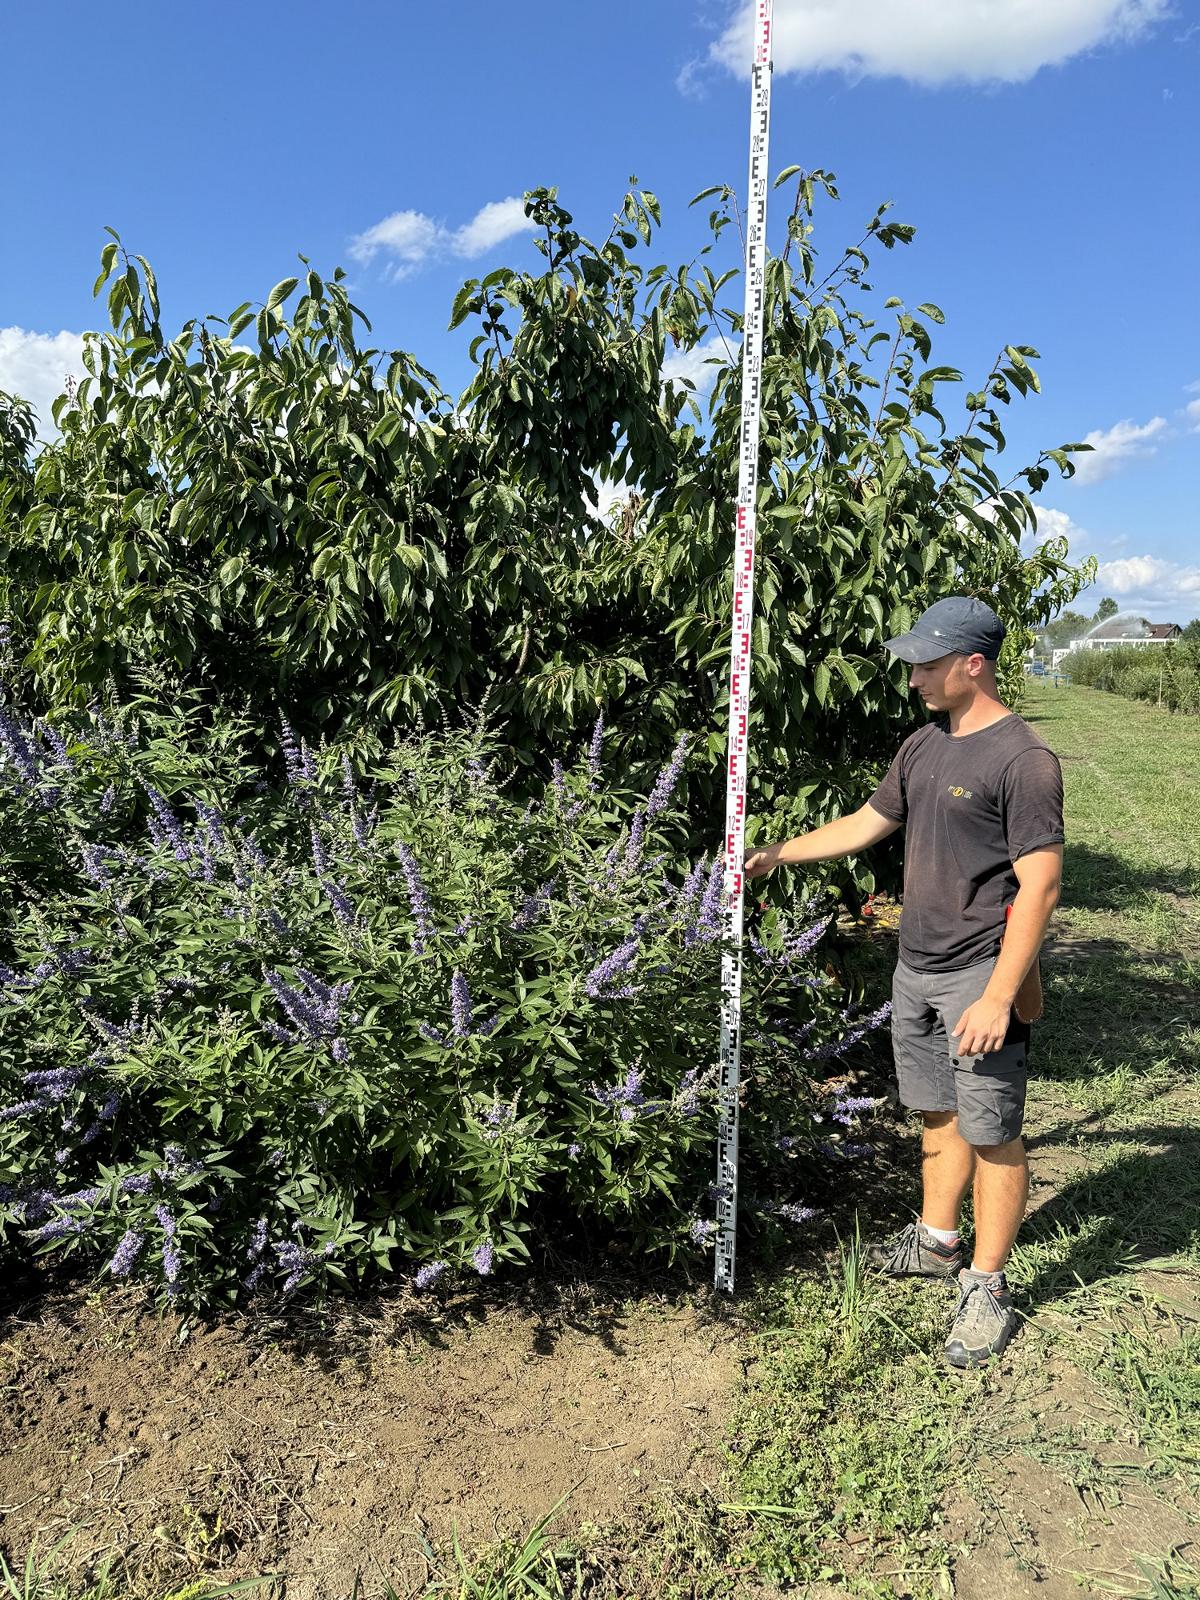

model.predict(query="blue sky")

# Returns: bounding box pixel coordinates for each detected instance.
[3,0,1197,620]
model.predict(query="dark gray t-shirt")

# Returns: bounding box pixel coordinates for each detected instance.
[867,712,1064,973]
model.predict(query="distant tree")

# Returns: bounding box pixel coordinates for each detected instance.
[1040,609,1093,651]
[1183,618,1200,642]
[1094,596,1119,621]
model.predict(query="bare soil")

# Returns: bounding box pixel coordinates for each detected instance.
[0,1275,742,1598]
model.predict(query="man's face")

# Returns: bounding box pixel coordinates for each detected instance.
[908,652,984,710]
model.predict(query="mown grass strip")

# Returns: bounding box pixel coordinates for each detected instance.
[721,1226,972,1593]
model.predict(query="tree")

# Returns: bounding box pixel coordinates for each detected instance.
[0,175,1093,873]
[1040,609,1093,652]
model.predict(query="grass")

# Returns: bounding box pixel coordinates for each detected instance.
[718,1226,970,1595]
[0,1538,274,1600]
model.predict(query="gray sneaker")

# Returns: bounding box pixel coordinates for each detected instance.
[870,1221,962,1279]
[944,1269,1019,1368]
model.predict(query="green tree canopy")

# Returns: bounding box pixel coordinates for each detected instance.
[0,173,1093,867]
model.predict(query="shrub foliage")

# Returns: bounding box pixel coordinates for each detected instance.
[0,663,888,1306]
[1061,641,1200,715]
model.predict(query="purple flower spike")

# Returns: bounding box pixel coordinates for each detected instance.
[450,970,473,1038]
[414,1260,448,1291]
[646,733,690,818]
[143,784,191,862]
[472,1240,495,1277]
[768,1201,820,1226]
[108,1228,146,1278]
[512,877,557,932]
[310,826,331,877]
[832,1094,877,1126]
[323,877,358,927]
[29,1215,89,1242]
[264,967,351,1050]
[81,843,112,887]
[280,718,305,787]
[677,858,706,914]
[156,1203,181,1284]
[687,859,726,946]
[587,713,605,778]
[621,807,647,874]
[675,1066,704,1118]
[396,841,435,951]
[583,931,641,999]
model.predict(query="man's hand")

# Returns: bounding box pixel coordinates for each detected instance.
[951,994,1012,1058]
[744,843,780,880]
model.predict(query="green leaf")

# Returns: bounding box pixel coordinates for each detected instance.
[267,277,299,311]
[92,242,119,297]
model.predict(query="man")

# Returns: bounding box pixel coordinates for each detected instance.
[745,596,1063,1368]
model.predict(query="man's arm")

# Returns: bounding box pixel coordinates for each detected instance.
[745,801,902,879]
[951,845,1062,1057]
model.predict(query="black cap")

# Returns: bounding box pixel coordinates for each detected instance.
[884,596,1006,664]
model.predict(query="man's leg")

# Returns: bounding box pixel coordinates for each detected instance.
[920,1110,975,1233]
[873,962,969,1278]
[969,1136,1029,1273]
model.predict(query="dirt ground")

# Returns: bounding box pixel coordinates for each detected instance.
[0,1275,742,1598]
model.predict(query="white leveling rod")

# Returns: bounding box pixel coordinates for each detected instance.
[714,0,774,1295]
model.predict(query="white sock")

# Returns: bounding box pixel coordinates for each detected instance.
[970,1262,1002,1277]
[920,1221,960,1244]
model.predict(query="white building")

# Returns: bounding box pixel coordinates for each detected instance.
[1053,616,1182,667]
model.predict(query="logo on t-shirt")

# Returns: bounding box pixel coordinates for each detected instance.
[946,785,974,799]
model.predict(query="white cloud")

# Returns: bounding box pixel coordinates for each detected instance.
[451,198,531,256]
[1070,414,1168,484]
[346,210,442,272]
[349,197,534,277]
[1098,555,1200,594]
[0,326,87,440]
[1022,504,1089,555]
[972,500,1095,560]
[662,334,732,395]
[1089,554,1200,620]
[1185,397,1200,432]
[701,0,1169,87]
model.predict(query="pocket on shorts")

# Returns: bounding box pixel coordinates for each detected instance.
[955,1045,1028,1143]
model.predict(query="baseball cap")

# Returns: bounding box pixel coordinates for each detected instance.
[883,596,1006,664]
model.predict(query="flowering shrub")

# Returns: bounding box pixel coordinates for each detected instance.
[0,661,890,1307]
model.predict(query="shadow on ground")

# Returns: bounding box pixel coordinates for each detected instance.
[1061,840,1200,921]
[1020,1120,1200,1309]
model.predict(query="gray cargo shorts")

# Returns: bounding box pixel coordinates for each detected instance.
[890,954,1030,1146]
